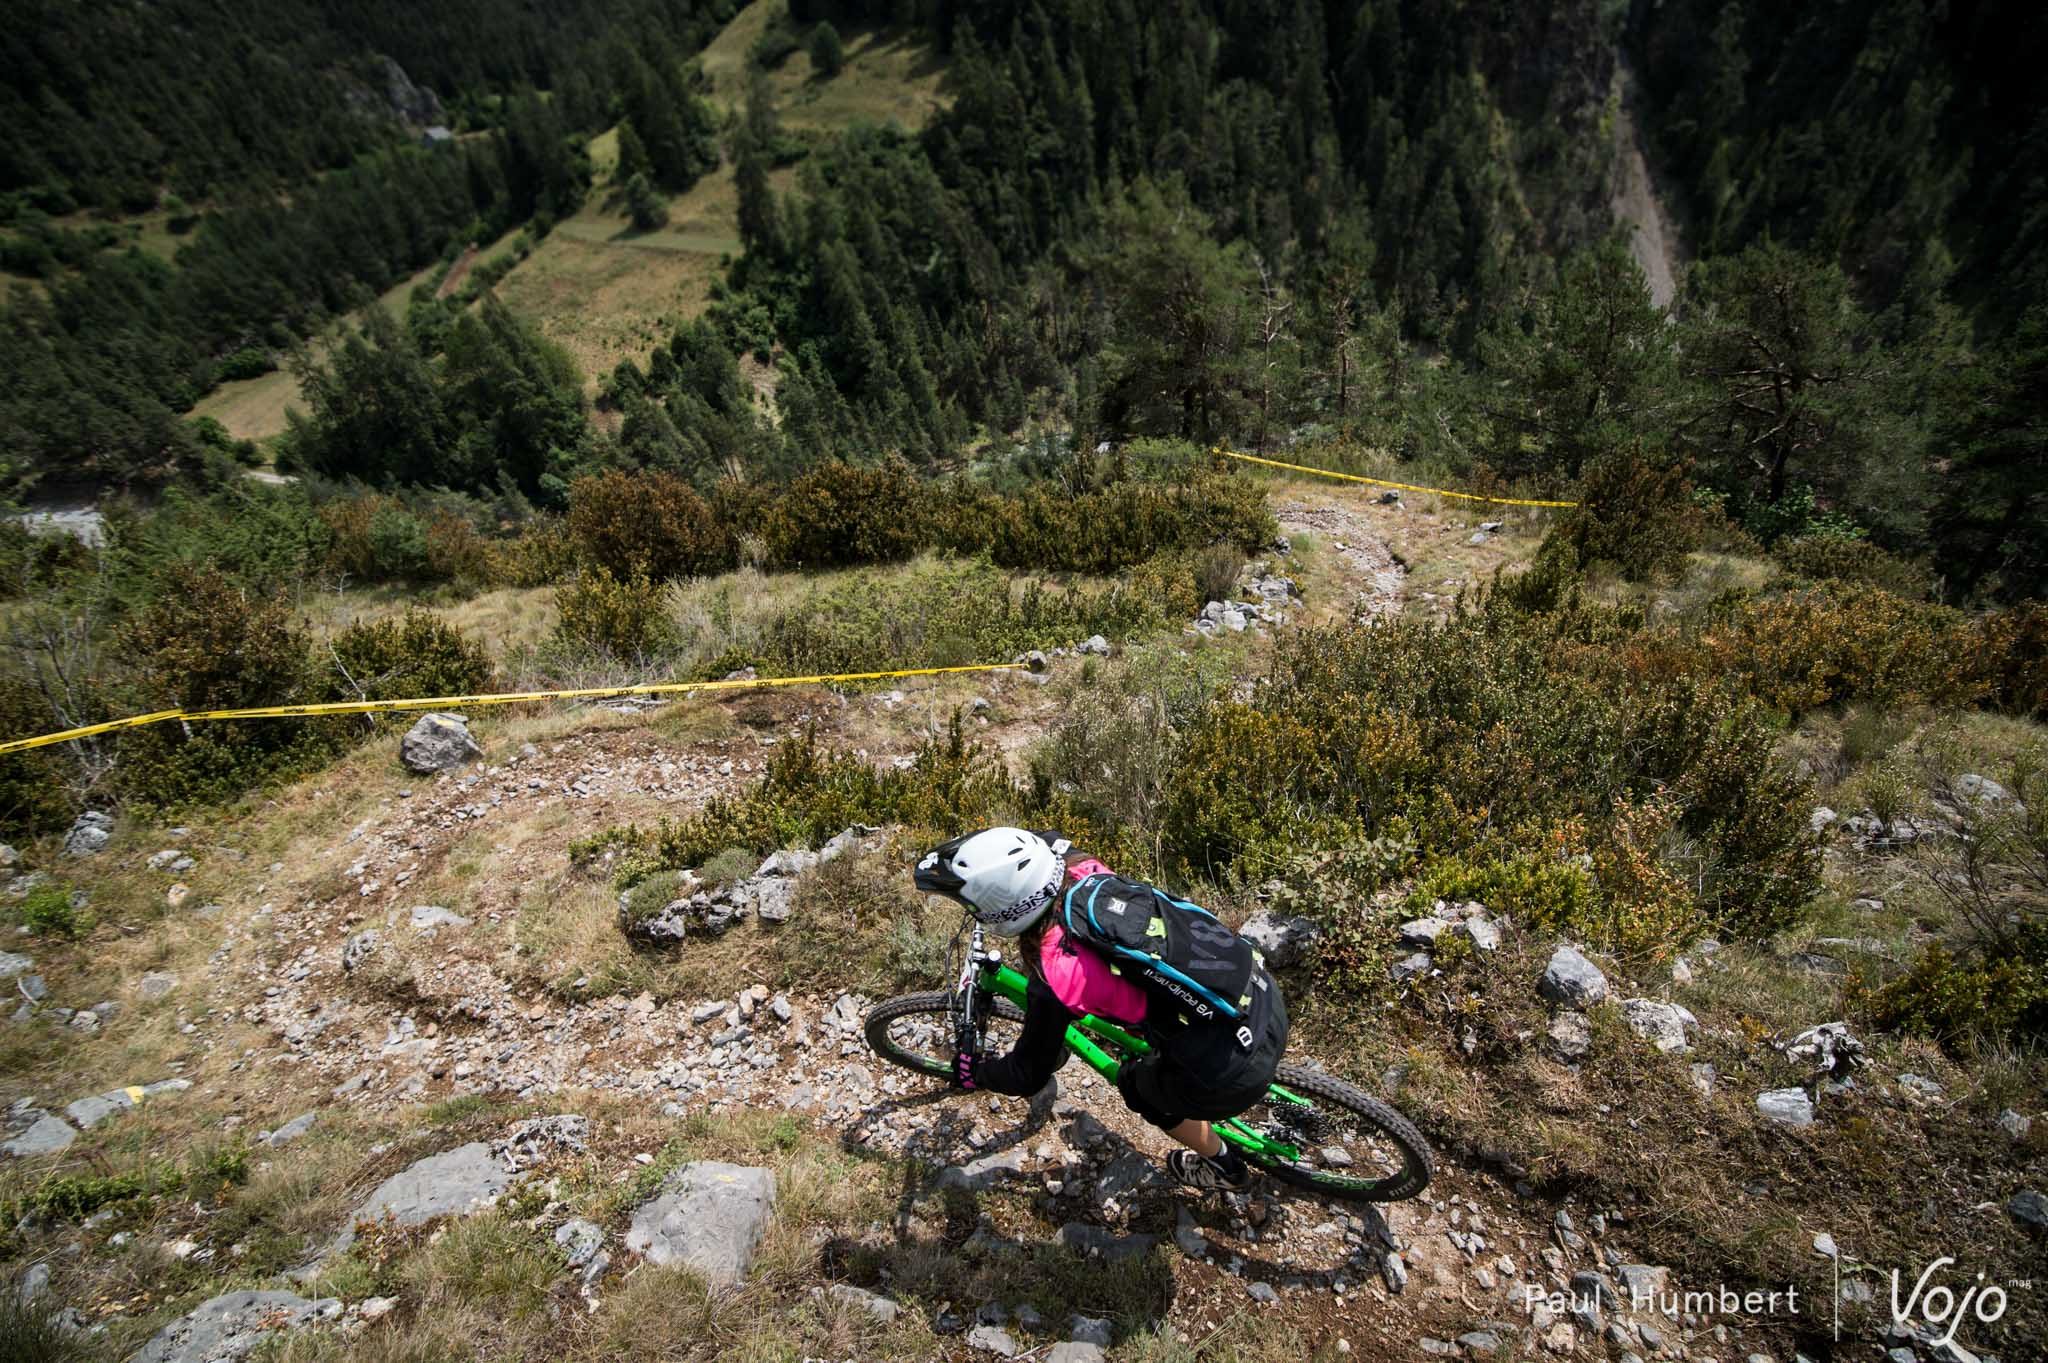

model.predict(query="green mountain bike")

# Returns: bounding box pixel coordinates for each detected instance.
[863,921,1433,1203]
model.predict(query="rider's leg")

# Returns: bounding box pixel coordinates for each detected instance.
[1167,1117,1222,1158]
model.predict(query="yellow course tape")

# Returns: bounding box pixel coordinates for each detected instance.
[0,662,1027,757]
[1218,449,1580,508]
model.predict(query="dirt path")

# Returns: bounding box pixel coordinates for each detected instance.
[1275,500,1406,619]
[434,244,479,299]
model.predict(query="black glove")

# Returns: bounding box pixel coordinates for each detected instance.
[951,1050,986,1090]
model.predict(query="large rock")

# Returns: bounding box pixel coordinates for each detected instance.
[493,1114,589,1169]
[1619,999,1697,1054]
[400,713,482,774]
[1547,1011,1593,1062]
[340,929,384,974]
[1539,944,1608,1007]
[1398,917,1452,947]
[822,1283,900,1323]
[0,951,32,980]
[2009,1189,2048,1231]
[556,1217,609,1285]
[939,1147,1028,1192]
[63,809,114,857]
[1757,1088,1815,1128]
[625,1161,776,1288]
[1460,916,1503,952]
[135,1290,341,1363]
[330,1142,512,1254]
[408,905,471,933]
[1951,773,2016,807]
[66,1078,191,1129]
[755,849,819,879]
[2,1113,77,1158]
[745,876,796,925]
[1238,911,1320,969]
[1047,1345,1106,1363]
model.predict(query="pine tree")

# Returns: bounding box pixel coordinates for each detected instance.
[615,117,653,184]
[624,172,669,231]
[1482,237,1679,477]
[808,22,846,77]
[1093,178,1257,442]
[1930,310,2048,601]
[1674,241,1917,532]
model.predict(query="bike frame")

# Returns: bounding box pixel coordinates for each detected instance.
[957,923,1312,1166]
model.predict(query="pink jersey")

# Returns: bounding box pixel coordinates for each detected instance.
[1038,855,1147,1024]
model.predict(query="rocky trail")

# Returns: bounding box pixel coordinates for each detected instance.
[1275,501,1405,620]
[2,499,1955,1363]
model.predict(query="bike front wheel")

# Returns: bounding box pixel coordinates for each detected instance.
[863,990,1030,1080]
[1231,1062,1434,1203]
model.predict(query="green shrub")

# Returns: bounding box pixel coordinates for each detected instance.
[1409,849,1599,941]
[761,461,925,569]
[554,567,675,661]
[1852,934,2048,1045]
[807,21,846,77]
[1773,534,1934,599]
[1550,453,1705,582]
[752,557,1159,675]
[1263,840,1417,993]
[1976,602,2048,720]
[1194,542,1246,604]
[613,720,1019,882]
[103,484,331,603]
[425,513,494,586]
[215,347,274,381]
[117,566,309,711]
[697,847,757,886]
[1159,602,1822,953]
[113,565,337,808]
[1125,552,1203,623]
[491,517,578,588]
[5,1168,156,1223]
[20,882,85,938]
[0,672,77,836]
[0,520,91,598]
[749,13,802,68]
[939,472,1276,574]
[1705,582,1981,715]
[319,611,494,705]
[568,469,732,582]
[320,494,433,582]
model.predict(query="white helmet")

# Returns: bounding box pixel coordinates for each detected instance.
[914,827,1062,936]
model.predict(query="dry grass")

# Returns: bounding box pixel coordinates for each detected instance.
[189,367,311,444]
[493,161,740,386]
[295,585,560,668]
[698,1,950,133]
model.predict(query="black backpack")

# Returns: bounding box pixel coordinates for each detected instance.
[1057,872,1281,1055]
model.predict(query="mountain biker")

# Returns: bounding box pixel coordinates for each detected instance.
[914,826,1289,1193]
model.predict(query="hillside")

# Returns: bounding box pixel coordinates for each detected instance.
[2,2,2045,1361]
[2,465,2043,1361]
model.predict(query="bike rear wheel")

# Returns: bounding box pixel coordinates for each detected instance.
[863,990,1029,1080]
[1232,1063,1433,1203]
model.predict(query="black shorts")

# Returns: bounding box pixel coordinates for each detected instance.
[1114,988,1289,1130]
[1116,1052,1273,1129]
